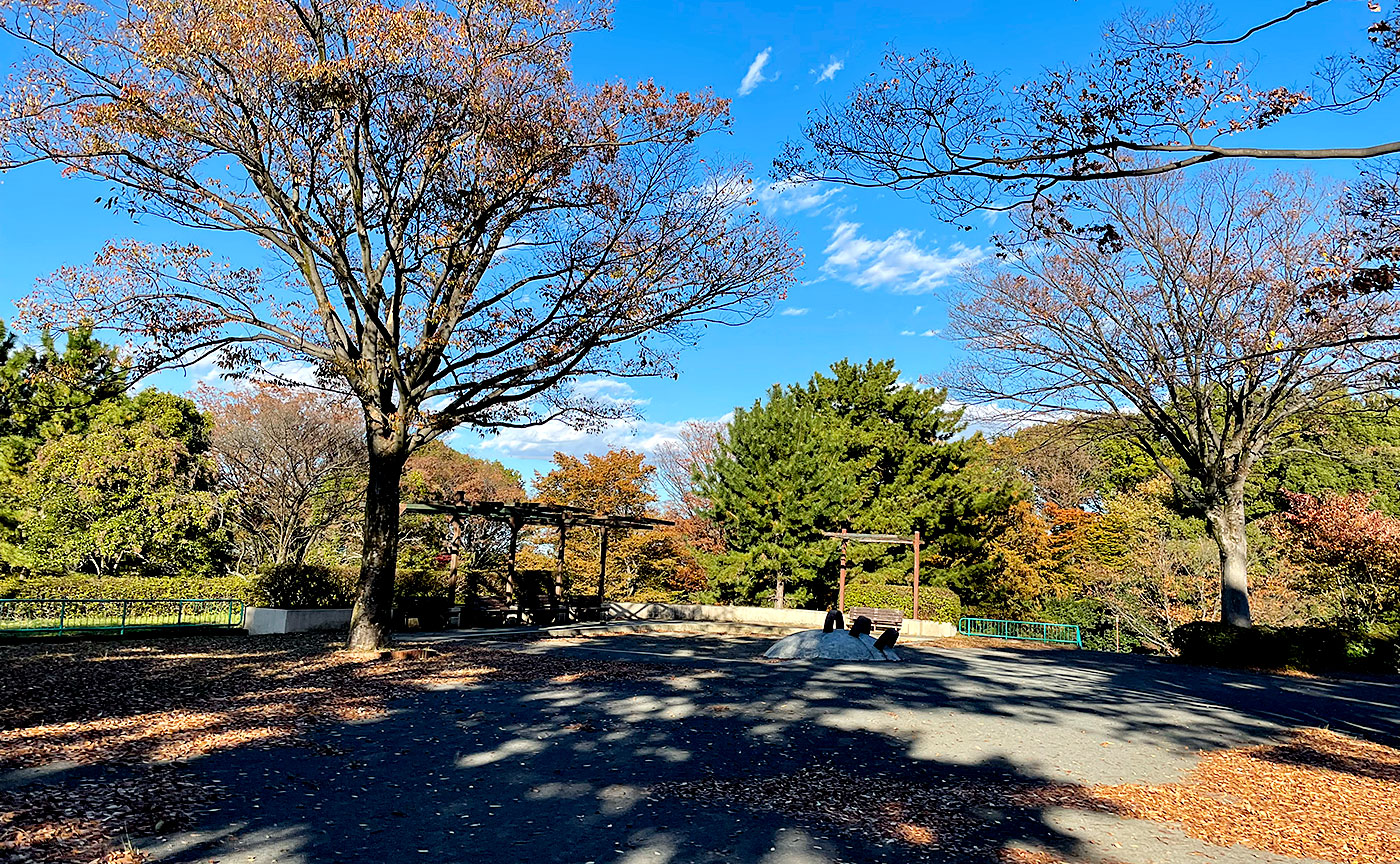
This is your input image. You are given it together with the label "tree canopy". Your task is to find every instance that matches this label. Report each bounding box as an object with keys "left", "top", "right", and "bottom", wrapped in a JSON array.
[
  {"left": 781, "top": 1, "right": 1400, "bottom": 221},
  {"left": 700, "top": 360, "right": 1019, "bottom": 609},
  {"left": 954, "top": 167, "right": 1400, "bottom": 626}
]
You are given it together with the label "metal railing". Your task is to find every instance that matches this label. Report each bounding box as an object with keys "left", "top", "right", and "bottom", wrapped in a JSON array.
[
  {"left": 0, "top": 598, "right": 245, "bottom": 636},
  {"left": 957, "top": 616, "right": 1083, "bottom": 647}
]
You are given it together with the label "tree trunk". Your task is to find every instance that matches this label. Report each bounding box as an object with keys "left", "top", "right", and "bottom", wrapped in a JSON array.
[
  {"left": 1205, "top": 492, "right": 1252, "bottom": 628},
  {"left": 347, "top": 438, "right": 408, "bottom": 651}
]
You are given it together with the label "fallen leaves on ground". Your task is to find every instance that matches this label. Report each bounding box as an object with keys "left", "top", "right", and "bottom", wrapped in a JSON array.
[
  {"left": 660, "top": 727, "right": 1400, "bottom": 864},
  {"left": 0, "top": 634, "right": 669, "bottom": 769},
  {"left": 0, "top": 635, "right": 670, "bottom": 863},
  {"left": 1038, "top": 727, "right": 1400, "bottom": 864},
  {"left": 0, "top": 768, "right": 213, "bottom": 864}
]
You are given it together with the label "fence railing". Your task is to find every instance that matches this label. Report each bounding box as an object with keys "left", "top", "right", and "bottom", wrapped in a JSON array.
[
  {"left": 0, "top": 598, "right": 245, "bottom": 636},
  {"left": 957, "top": 616, "right": 1082, "bottom": 647}
]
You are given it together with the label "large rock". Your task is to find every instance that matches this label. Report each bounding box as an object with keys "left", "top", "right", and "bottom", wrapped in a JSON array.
[{"left": 763, "top": 628, "right": 900, "bottom": 661}]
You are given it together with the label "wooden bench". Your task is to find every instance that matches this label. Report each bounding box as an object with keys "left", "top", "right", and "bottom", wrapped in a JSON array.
[
  {"left": 464, "top": 595, "right": 510, "bottom": 626},
  {"left": 848, "top": 606, "right": 903, "bottom": 632}
]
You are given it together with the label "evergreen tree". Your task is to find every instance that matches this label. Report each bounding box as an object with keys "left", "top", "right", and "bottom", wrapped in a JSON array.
[
  {"left": 701, "top": 360, "right": 1021, "bottom": 608},
  {"left": 0, "top": 321, "right": 132, "bottom": 568},
  {"left": 18, "top": 390, "right": 231, "bottom": 577}
]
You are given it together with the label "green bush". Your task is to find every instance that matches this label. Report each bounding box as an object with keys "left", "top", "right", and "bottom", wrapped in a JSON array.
[
  {"left": 843, "top": 582, "right": 962, "bottom": 622},
  {"left": 1172, "top": 621, "right": 1398, "bottom": 674},
  {"left": 253, "top": 563, "right": 356, "bottom": 609},
  {"left": 0, "top": 573, "right": 259, "bottom": 604}
]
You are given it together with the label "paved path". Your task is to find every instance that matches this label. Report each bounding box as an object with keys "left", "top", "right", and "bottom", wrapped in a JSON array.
[{"left": 132, "top": 634, "right": 1396, "bottom": 864}]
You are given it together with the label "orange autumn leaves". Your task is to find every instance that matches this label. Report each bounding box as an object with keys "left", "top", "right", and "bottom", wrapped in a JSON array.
[{"left": 665, "top": 728, "right": 1400, "bottom": 864}]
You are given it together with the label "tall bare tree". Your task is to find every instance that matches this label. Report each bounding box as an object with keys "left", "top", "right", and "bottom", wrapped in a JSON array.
[
  {"left": 952, "top": 168, "right": 1400, "bottom": 627},
  {"left": 1, "top": 0, "right": 801, "bottom": 647},
  {"left": 781, "top": 2, "right": 1400, "bottom": 220}
]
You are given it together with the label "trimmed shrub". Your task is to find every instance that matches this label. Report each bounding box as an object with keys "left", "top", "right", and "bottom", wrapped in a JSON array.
[
  {"left": 1172, "top": 621, "right": 1398, "bottom": 674},
  {"left": 0, "top": 573, "right": 259, "bottom": 605},
  {"left": 253, "top": 563, "right": 356, "bottom": 609},
  {"left": 843, "top": 582, "right": 962, "bottom": 622}
]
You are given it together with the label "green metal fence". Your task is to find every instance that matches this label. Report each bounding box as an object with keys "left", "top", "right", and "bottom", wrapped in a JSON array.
[
  {"left": 957, "top": 616, "right": 1082, "bottom": 647},
  {"left": 0, "top": 598, "right": 244, "bottom": 636}
]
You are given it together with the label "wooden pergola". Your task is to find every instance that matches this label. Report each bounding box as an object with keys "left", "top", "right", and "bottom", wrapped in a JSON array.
[
  {"left": 402, "top": 496, "right": 673, "bottom": 618},
  {"left": 819, "top": 528, "right": 924, "bottom": 620}
]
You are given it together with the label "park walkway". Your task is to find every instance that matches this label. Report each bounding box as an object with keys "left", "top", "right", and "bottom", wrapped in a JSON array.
[{"left": 116, "top": 632, "right": 1399, "bottom": 864}]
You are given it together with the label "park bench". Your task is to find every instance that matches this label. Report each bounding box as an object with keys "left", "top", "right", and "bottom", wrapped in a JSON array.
[
  {"left": 848, "top": 606, "right": 903, "bottom": 632},
  {"left": 464, "top": 595, "right": 511, "bottom": 626}
]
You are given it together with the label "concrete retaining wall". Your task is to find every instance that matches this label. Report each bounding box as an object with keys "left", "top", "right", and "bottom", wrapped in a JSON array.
[
  {"left": 604, "top": 601, "right": 957, "bottom": 639},
  {"left": 245, "top": 607, "right": 352, "bottom": 635}
]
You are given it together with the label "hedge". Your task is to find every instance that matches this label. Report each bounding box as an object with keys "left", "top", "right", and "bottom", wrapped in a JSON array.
[
  {"left": 843, "top": 582, "right": 961, "bottom": 622},
  {"left": 1172, "top": 621, "right": 1399, "bottom": 674},
  {"left": 0, "top": 573, "right": 260, "bottom": 605}
]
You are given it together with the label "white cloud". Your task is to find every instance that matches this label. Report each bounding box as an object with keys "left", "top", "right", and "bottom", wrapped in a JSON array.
[
  {"left": 822, "top": 221, "right": 984, "bottom": 294},
  {"left": 921, "top": 329, "right": 939, "bottom": 337},
  {"left": 780, "top": 307, "right": 809, "bottom": 316},
  {"left": 913, "top": 305, "right": 923, "bottom": 315},
  {"left": 461, "top": 411, "right": 733, "bottom": 463},
  {"left": 899, "top": 330, "right": 916, "bottom": 336},
  {"left": 947, "top": 399, "right": 1059, "bottom": 439},
  {"left": 754, "top": 180, "right": 839, "bottom": 216},
  {"left": 739, "top": 47, "right": 772, "bottom": 96},
  {"left": 572, "top": 377, "right": 644, "bottom": 403},
  {"left": 815, "top": 57, "right": 843, "bottom": 82}
]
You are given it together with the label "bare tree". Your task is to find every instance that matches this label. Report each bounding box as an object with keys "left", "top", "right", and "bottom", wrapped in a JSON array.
[
  {"left": 1, "top": 0, "right": 801, "bottom": 647},
  {"left": 780, "top": 2, "right": 1400, "bottom": 220},
  {"left": 952, "top": 167, "right": 1400, "bottom": 627},
  {"left": 653, "top": 420, "right": 725, "bottom": 519},
  {"left": 198, "top": 384, "right": 366, "bottom": 570}
]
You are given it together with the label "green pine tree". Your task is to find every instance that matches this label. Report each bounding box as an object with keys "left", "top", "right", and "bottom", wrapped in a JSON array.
[{"left": 701, "top": 359, "right": 1022, "bottom": 609}]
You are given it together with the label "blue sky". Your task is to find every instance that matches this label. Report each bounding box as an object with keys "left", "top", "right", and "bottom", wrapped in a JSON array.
[{"left": 0, "top": 0, "right": 1388, "bottom": 486}]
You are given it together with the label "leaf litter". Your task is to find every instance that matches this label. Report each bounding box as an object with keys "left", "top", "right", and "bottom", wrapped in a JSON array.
[{"left": 0, "top": 633, "right": 669, "bottom": 863}]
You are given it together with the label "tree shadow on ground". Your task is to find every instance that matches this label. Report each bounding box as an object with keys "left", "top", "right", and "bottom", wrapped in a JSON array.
[{"left": 3, "top": 631, "right": 1398, "bottom": 864}]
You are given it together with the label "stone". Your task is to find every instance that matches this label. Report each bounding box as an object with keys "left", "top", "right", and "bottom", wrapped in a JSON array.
[{"left": 762, "top": 628, "right": 900, "bottom": 661}]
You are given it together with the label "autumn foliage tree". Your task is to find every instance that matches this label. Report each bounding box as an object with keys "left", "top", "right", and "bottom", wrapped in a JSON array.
[
  {"left": 532, "top": 449, "right": 700, "bottom": 601},
  {"left": 1278, "top": 490, "right": 1400, "bottom": 629},
  {"left": 0, "top": 0, "right": 800, "bottom": 647},
  {"left": 954, "top": 168, "right": 1400, "bottom": 627}
]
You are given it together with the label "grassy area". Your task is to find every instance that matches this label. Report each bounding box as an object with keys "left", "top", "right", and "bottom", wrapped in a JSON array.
[{"left": 0, "top": 602, "right": 241, "bottom": 633}]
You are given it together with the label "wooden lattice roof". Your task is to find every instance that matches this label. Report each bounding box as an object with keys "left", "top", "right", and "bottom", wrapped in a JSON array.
[{"left": 402, "top": 498, "right": 673, "bottom": 531}]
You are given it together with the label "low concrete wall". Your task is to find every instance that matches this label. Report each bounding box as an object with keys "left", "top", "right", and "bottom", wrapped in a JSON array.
[
  {"left": 245, "top": 607, "right": 352, "bottom": 636},
  {"left": 604, "top": 602, "right": 957, "bottom": 639}
]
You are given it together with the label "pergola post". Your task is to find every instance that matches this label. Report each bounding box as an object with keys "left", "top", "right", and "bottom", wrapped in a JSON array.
[
  {"left": 838, "top": 528, "right": 848, "bottom": 613},
  {"left": 505, "top": 515, "right": 521, "bottom": 607},
  {"left": 447, "top": 516, "right": 463, "bottom": 604},
  {"left": 597, "top": 525, "right": 608, "bottom": 619},
  {"left": 913, "top": 530, "right": 921, "bottom": 622},
  {"left": 554, "top": 517, "right": 566, "bottom": 621}
]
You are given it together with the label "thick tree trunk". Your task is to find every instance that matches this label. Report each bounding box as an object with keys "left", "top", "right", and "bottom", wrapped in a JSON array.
[
  {"left": 1205, "top": 492, "right": 1252, "bottom": 628},
  {"left": 347, "top": 439, "right": 408, "bottom": 651}
]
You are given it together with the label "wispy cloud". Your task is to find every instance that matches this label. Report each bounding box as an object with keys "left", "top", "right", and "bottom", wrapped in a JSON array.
[
  {"left": 780, "top": 307, "right": 809, "bottom": 316},
  {"left": 921, "top": 329, "right": 939, "bottom": 337},
  {"left": 822, "top": 222, "right": 984, "bottom": 294},
  {"left": 814, "top": 57, "right": 843, "bottom": 82},
  {"left": 739, "top": 47, "right": 772, "bottom": 96},
  {"left": 754, "top": 180, "right": 839, "bottom": 216},
  {"left": 900, "top": 330, "right": 916, "bottom": 336},
  {"left": 913, "top": 305, "right": 923, "bottom": 315}
]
